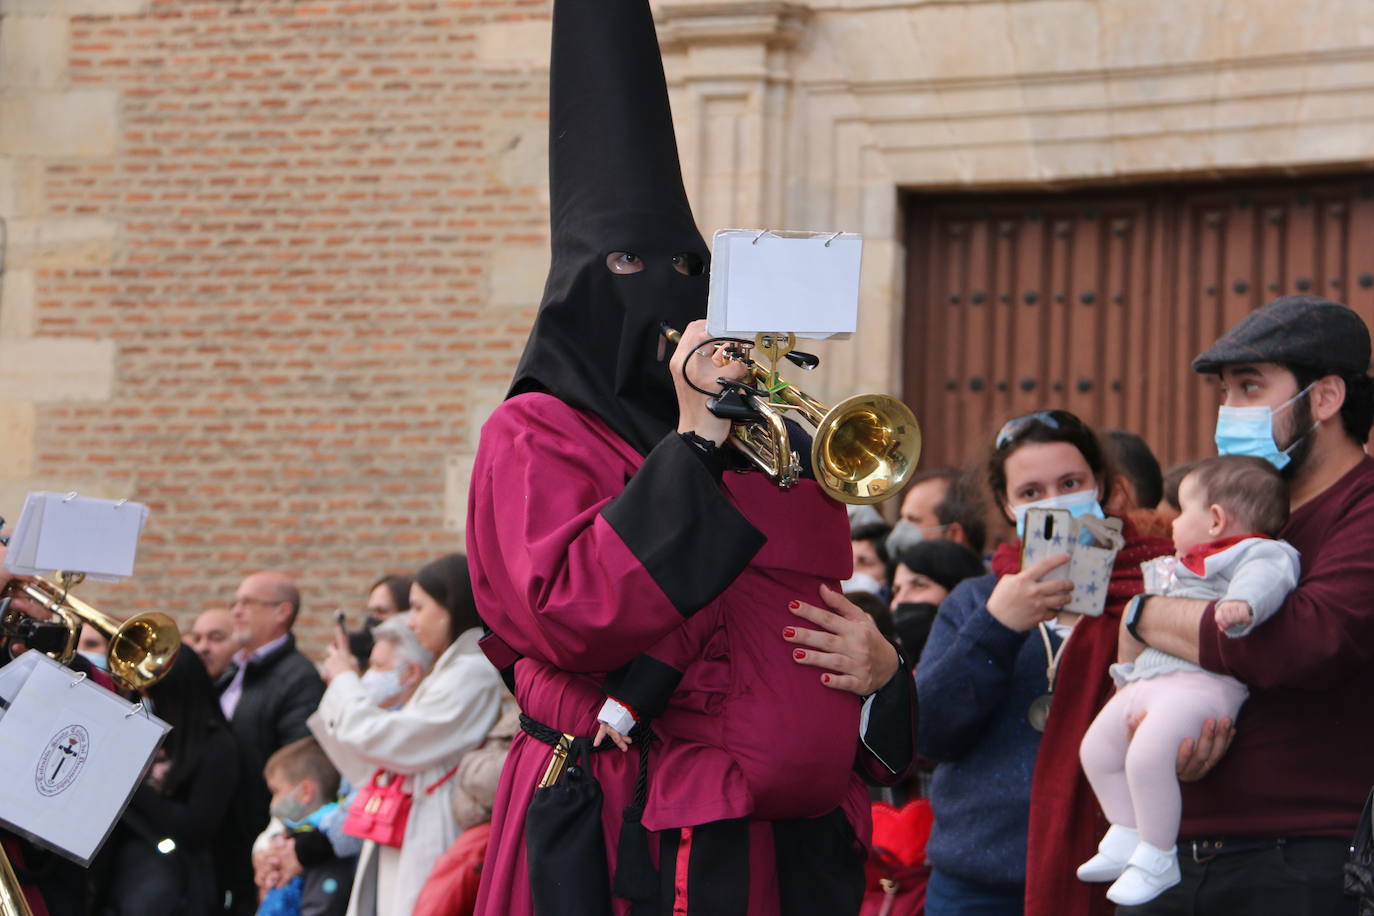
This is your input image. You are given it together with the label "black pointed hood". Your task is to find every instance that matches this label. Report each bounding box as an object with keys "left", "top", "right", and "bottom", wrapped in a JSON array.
[{"left": 507, "top": 0, "right": 709, "bottom": 455}]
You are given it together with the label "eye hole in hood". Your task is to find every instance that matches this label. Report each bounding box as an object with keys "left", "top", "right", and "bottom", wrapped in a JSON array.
[
  {"left": 672, "top": 252, "right": 705, "bottom": 276},
  {"left": 606, "top": 252, "right": 645, "bottom": 275}
]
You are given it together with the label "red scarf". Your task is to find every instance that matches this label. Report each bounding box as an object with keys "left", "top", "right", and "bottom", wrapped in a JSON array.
[
  {"left": 991, "top": 519, "right": 1174, "bottom": 916},
  {"left": 1178, "top": 533, "right": 1270, "bottom": 576}
]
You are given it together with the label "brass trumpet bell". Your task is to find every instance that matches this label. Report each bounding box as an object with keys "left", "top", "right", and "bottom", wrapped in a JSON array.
[
  {"left": 812, "top": 393, "right": 922, "bottom": 505},
  {"left": 2, "top": 575, "right": 180, "bottom": 691}
]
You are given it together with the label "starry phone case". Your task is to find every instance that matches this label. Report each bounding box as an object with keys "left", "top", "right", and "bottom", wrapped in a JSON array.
[{"left": 1019, "top": 508, "right": 1125, "bottom": 616}]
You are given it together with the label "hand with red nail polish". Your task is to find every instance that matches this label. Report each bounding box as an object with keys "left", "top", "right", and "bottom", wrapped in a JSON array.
[{"left": 785, "top": 584, "right": 900, "bottom": 695}]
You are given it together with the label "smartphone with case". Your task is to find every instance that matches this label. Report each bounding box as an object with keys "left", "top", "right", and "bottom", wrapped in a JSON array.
[{"left": 1019, "top": 508, "right": 1124, "bottom": 616}]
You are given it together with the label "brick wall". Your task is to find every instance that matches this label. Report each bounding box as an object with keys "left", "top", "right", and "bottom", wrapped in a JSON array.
[{"left": 2, "top": 0, "right": 554, "bottom": 654}]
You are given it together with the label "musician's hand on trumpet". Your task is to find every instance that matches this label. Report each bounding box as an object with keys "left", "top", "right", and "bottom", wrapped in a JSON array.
[{"left": 669, "top": 319, "right": 748, "bottom": 445}]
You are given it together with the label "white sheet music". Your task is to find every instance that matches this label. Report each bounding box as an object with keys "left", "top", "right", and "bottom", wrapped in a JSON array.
[
  {"left": 707, "top": 229, "right": 863, "bottom": 339},
  {"left": 4, "top": 492, "right": 148, "bottom": 581},
  {"left": 0, "top": 653, "right": 169, "bottom": 865}
]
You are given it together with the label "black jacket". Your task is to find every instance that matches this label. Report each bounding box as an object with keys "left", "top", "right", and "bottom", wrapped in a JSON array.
[
  {"left": 93, "top": 725, "right": 240, "bottom": 916},
  {"left": 217, "top": 633, "right": 325, "bottom": 914},
  {"left": 223, "top": 633, "right": 324, "bottom": 780}
]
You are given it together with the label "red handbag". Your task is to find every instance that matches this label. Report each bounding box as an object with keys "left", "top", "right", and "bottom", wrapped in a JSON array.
[{"left": 343, "top": 770, "right": 412, "bottom": 848}]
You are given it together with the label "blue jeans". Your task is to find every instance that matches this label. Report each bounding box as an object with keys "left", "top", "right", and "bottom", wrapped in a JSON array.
[{"left": 924, "top": 869, "right": 1023, "bottom": 916}]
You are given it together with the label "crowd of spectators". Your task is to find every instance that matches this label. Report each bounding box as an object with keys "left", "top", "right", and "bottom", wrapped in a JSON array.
[{"left": 3, "top": 294, "right": 1373, "bottom": 916}]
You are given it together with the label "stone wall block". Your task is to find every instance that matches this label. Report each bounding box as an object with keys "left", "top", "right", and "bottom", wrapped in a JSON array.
[
  {"left": 0, "top": 0, "right": 147, "bottom": 14},
  {"left": 1006, "top": 0, "right": 1102, "bottom": 75},
  {"left": 0, "top": 338, "right": 115, "bottom": 402},
  {"left": 0, "top": 15, "right": 71, "bottom": 89},
  {"left": 0, "top": 157, "right": 16, "bottom": 218},
  {"left": 443, "top": 454, "right": 475, "bottom": 533},
  {"left": 0, "top": 91, "right": 119, "bottom": 158},
  {"left": 0, "top": 269, "right": 35, "bottom": 339},
  {"left": 488, "top": 245, "right": 550, "bottom": 310},
  {"left": 3, "top": 217, "right": 119, "bottom": 269},
  {"left": 0, "top": 401, "right": 35, "bottom": 479},
  {"left": 1099, "top": 0, "right": 1226, "bottom": 67},
  {"left": 475, "top": 20, "right": 553, "bottom": 71}
]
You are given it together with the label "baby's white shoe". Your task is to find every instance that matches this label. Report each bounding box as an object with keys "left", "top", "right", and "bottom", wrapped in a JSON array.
[
  {"left": 1077, "top": 824, "right": 1139, "bottom": 882},
  {"left": 1106, "top": 840, "right": 1181, "bottom": 906}
]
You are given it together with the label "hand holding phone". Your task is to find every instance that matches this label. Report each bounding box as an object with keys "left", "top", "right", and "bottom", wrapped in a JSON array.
[{"left": 333, "top": 610, "right": 349, "bottom": 651}]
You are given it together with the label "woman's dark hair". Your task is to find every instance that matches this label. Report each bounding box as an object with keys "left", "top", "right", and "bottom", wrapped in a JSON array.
[
  {"left": 414, "top": 553, "right": 483, "bottom": 646},
  {"left": 369, "top": 574, "right": 413, "bottom": 614},
  {"left": 986, "top": 409, "right": 1117, "bottom": 517},
  {"left": 145, "top": 649, "right": 229, "bottom": 797},
  {"left": 890, "top": 539, "right": 986, "bottom": 595},
  {"left": 1103, "top": 429, "right": 1163, "bottom": 509}
]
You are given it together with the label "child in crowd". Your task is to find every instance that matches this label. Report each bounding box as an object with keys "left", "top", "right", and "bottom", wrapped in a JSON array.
[
  {"left": 1076, "top": 455, "right": 1300, "bottom": 905},
  {"left": 257, "top": 737, "right": 358, "bottom": 916}
]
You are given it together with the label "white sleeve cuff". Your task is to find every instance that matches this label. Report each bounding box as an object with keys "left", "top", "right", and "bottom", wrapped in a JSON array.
[{"left": 597, "top": 697, "right": 636, "bottom": 735}]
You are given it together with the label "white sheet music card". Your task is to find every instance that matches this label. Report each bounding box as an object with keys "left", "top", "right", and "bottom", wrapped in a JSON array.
[
  {"left": 4, "top": 492, "right": 148, "bottom": 581},
  {"left": 707, "top": 229, "right": 863, "bottom": 339},
  {"left": 0, "top": 652, "right": 169, "bottom": 865}
]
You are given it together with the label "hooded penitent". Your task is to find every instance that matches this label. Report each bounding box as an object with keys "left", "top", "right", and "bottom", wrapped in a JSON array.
[{"left": 507, "top": 0, "right": 710, "bottom": 456}]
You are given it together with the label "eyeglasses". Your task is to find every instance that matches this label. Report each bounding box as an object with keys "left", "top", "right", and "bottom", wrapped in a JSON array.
[
  {"left": 231, "top": 595, "right": 281, "bottom": 609},
  {"left": 994, "top": 409, "right": 1084, "bottom": 450}
]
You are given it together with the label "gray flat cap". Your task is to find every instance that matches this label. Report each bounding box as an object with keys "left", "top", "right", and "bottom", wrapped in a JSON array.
[{"left": 1192, "top": 295, "right": 1371, "bottom": 376}]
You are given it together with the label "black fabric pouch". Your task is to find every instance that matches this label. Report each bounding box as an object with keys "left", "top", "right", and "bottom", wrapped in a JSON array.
[
  {"left": 525, "top": 737, "right": 613, "bottom": 916},
  {"left": 1344, "top": 786, "right": 1374, "bottom": 915}
]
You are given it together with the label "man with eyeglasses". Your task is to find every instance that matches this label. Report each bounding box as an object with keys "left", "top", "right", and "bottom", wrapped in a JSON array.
[
  {"left": 217, "top": 570, "right": 325, "bottom": 915},
  {"left": 1116, "top": 295, "right": 1374, "bottom": 916}
]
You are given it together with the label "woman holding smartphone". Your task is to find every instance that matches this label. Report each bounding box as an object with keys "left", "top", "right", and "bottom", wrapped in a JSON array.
[
  {"left": 914, "top": 411, "right": 1183, "bottom": 916},
  {"left": 317, "top": 554, "right": 503, "bottom": 916}
]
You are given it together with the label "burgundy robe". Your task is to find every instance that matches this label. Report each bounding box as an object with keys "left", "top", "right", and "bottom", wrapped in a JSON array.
[{"left": 468, "top": 393, "right": 902, "bottom": 915}]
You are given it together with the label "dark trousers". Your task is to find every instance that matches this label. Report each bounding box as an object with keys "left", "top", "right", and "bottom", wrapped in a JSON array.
[
  {"left": 655, "top": 811, "right": 865, "bottom": 916},
  {"left": 923, "top": 869, "right": 1023, "bottom": 916},
  {"left": 1116, "top": 836, "right": 1354, "bottom": 916}
]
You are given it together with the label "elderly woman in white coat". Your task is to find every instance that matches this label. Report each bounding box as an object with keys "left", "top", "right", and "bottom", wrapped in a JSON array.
[{"left": 318, "top": 554, "right": 503, "bottom": 916}]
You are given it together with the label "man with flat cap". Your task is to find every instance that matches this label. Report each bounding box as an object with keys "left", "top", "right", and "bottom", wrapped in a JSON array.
[{"left": 1116, "top": 295, "right": 1374, "bottom": 915}]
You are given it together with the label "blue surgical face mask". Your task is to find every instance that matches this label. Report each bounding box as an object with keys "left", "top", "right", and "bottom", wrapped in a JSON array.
[
  {"left": 1214, "top": 383, "right": 1317, "bottom": 470},
  {"left": 79, "top": 651, "right": 107, "bottom": 672},
  {"left": 1011, "top": 489, "right": 1105, "bottom": 539},
  {"left": 269, "top": 785, "right": 314, "bottom": 826}
]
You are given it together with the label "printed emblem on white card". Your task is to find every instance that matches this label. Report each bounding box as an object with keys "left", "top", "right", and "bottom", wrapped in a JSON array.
[{"left": 35, "top": 724, "right": 90, "bottom": 798}]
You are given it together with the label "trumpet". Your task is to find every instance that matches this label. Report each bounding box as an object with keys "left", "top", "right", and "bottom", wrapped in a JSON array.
[
  {"left": 1, "top": 573, "right": 181, "bottom": 691},
  {"left": 665, "top": 327, "right": 922, "bottom": 505}
]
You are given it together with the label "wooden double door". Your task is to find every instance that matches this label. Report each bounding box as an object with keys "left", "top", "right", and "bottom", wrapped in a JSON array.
[{"left": 904, "top": 174, "right": 1374, "bottom": 470}]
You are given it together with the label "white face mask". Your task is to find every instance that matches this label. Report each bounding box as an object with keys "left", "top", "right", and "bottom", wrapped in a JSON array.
[
  {"left": 885, "top": 519, "right": 950, "bottom": 557},
  {"left": 840, "top": 571, "right": 884, "bottom": 595},
  {"left": 1011, "top": 488, "right": 1105, "bottom": 539},
  {"left": 360, "top": 667, "right": 407, "bottom": 708}
]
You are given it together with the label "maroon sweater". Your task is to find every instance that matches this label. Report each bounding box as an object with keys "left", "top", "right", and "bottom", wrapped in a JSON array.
[{"left": 1184, "top": 455, "right": 1374, "bottom": 838}]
